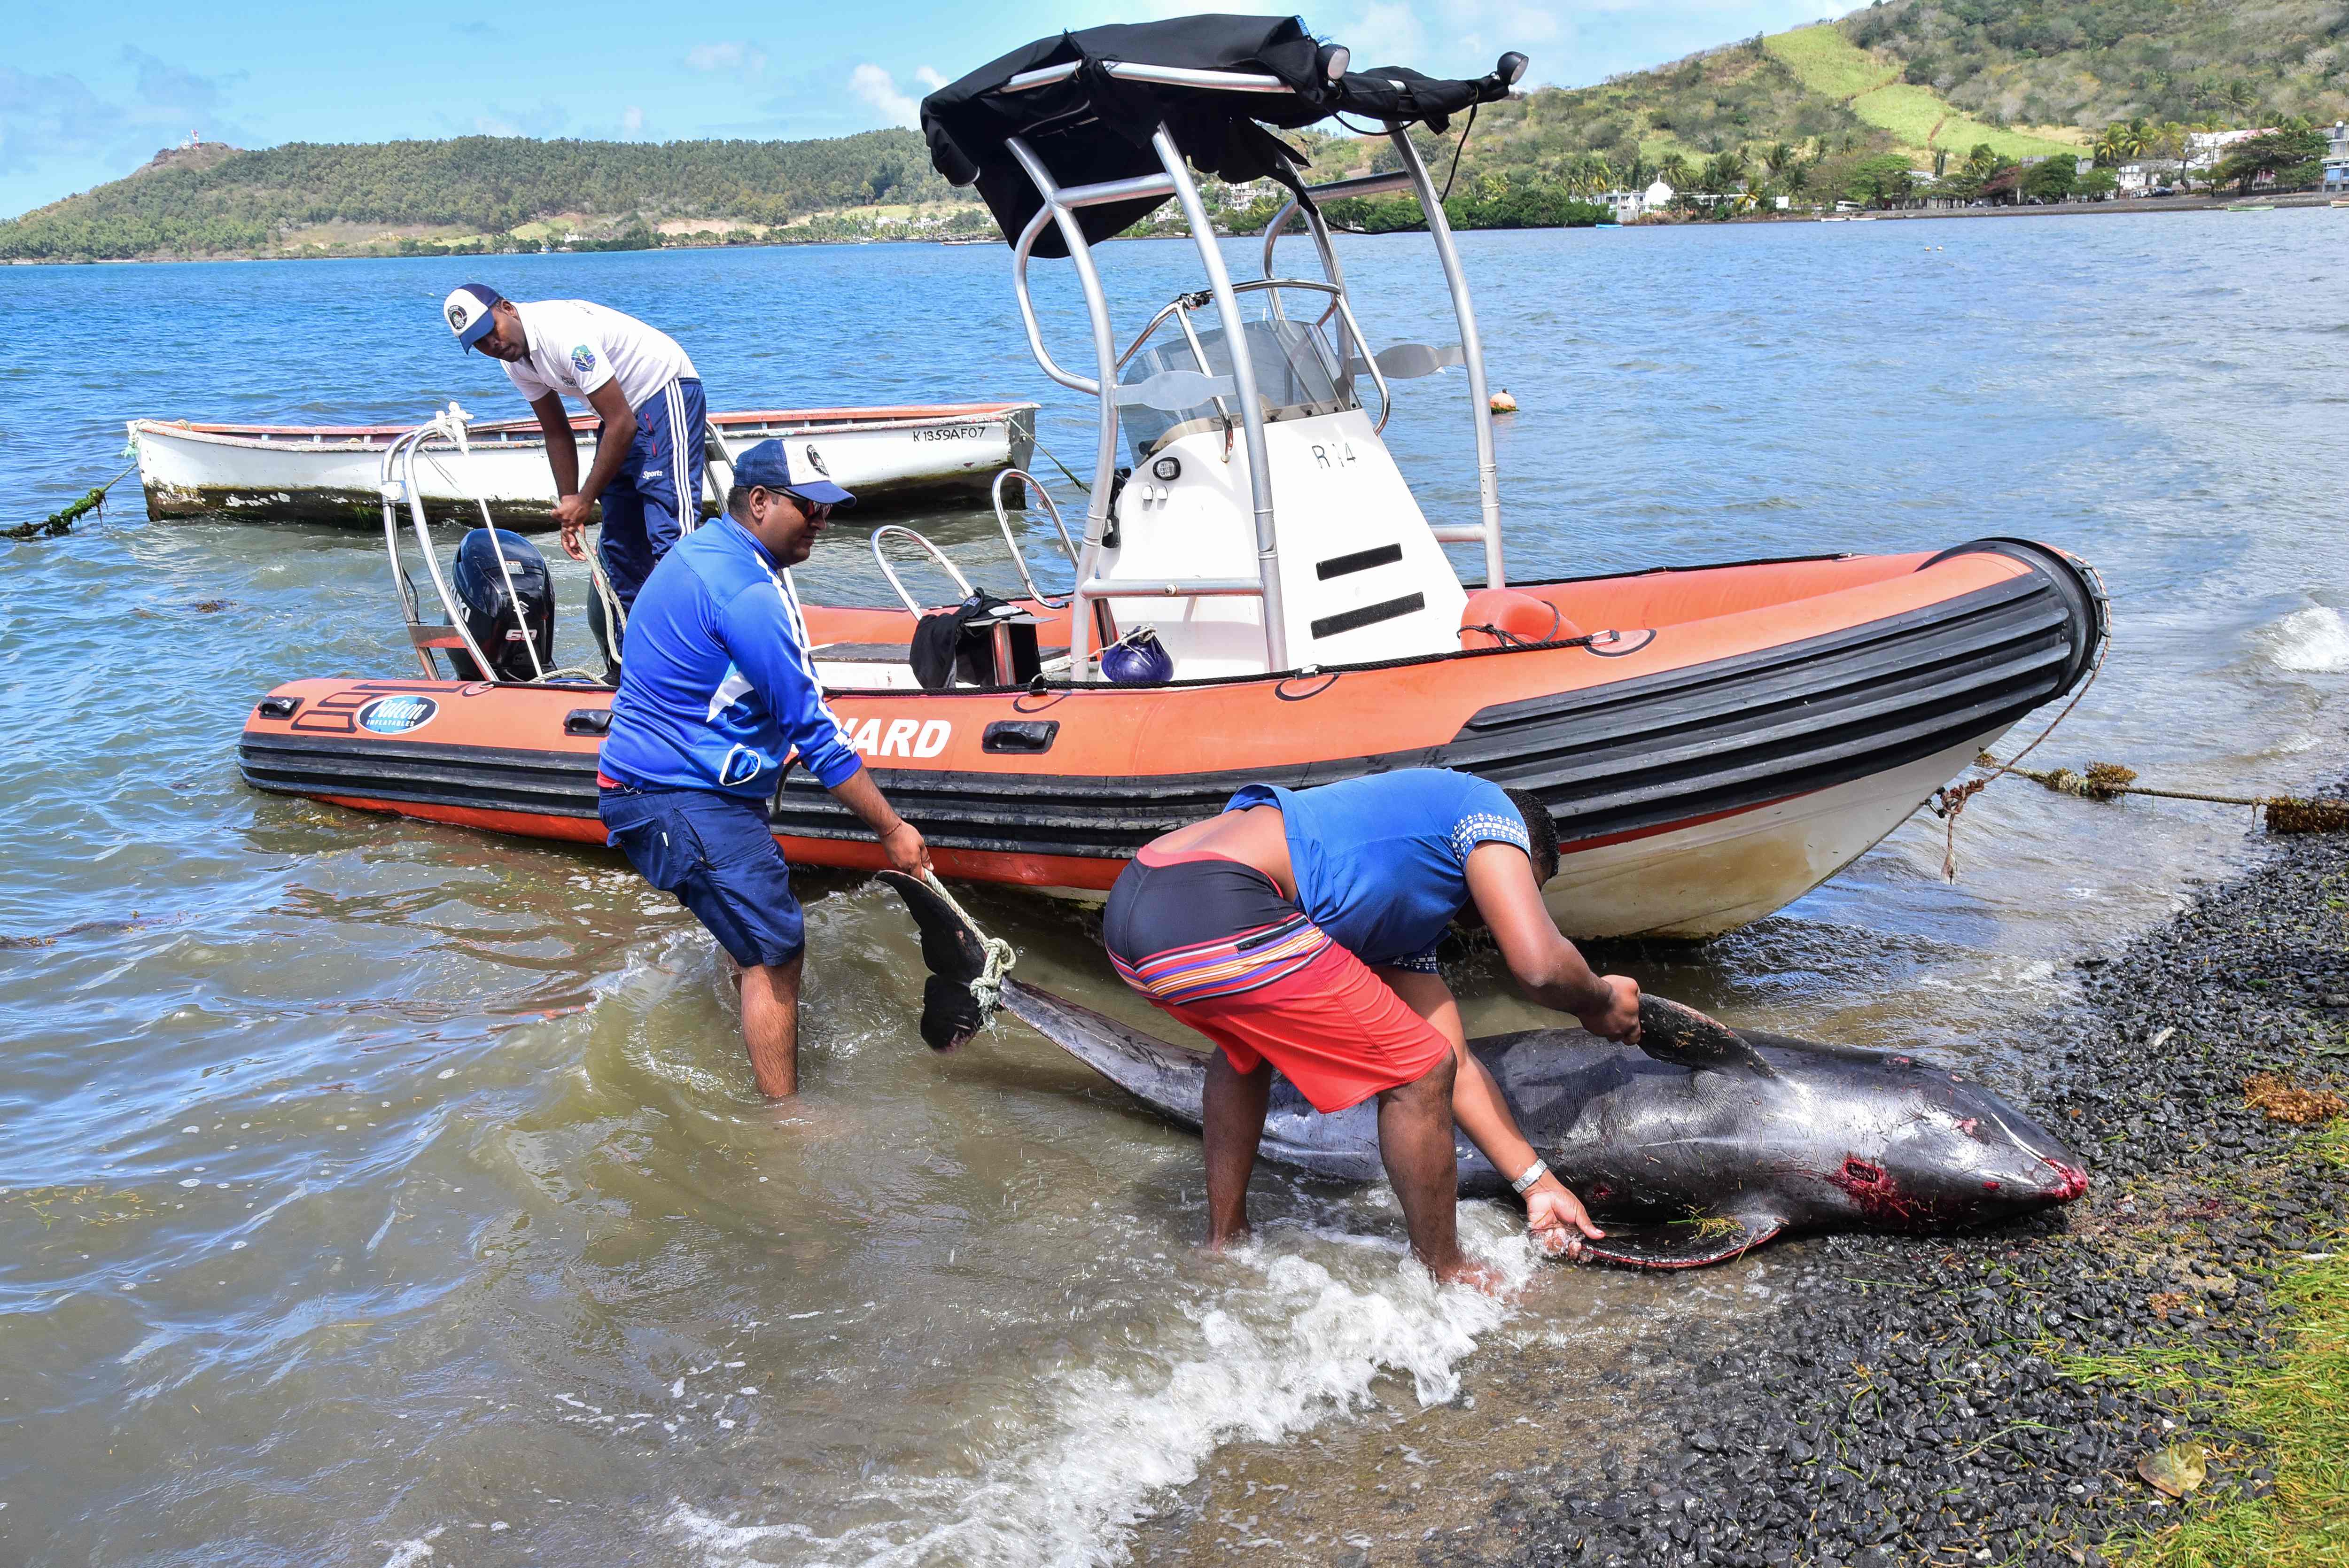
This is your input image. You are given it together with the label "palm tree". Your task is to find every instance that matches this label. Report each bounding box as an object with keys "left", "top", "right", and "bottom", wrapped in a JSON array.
[
  {"left": 1699, "top": 149, "right": 1748, "bottom": 195},
  {"left": 1657, "top": 152, "right": 1692, "bottom": 191},
  {"left": 1560, "top": 151, "right": 1616, "bottom": 198},
  {"left": 2095, "top": 118, "right": 2153, "bottom": 166}
]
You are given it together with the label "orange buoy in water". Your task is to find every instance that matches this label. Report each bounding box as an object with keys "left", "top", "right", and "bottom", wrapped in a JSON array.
[{"left": 1488, "top": 388, "right": 1518, "bottom": 413}]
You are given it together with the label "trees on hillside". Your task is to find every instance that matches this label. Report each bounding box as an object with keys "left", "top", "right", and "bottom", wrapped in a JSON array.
[{"left": 1845, "top": 0, "right": 2346, "bottom": 132}]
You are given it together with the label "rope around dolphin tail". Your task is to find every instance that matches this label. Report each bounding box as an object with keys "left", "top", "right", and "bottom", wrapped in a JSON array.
[{"left": 876, "top": 870, "right": 1016, "bottom": 1051}]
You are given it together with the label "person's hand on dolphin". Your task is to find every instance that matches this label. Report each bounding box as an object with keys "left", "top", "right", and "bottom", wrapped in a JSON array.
[
  {"left": 1524, "top": 1174, "right": 1605, "bottom": 1261},
  {"left": 1577, "top": 975, "right": 1641, "bottom": 1045}
]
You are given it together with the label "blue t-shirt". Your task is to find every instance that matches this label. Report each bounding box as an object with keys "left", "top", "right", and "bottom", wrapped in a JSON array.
[
  {"left": 599, "top": 517, "right": 862, "bottom": 800},
  {"left": 1225, "top": 769, "right": 1532, "bottom": 970}
]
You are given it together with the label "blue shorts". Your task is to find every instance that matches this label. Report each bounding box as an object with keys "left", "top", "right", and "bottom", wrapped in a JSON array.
[
  {"left": 599, "top": 376, "right": 707, "bottom": 610},
  {"left": 599, "top": 783, "right": 804, "bottom": 969}
]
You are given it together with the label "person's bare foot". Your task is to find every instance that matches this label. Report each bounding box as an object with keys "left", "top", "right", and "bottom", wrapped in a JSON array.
[{"left": 1428, "top": 1254, "right": 1507, "bottom": 1294}]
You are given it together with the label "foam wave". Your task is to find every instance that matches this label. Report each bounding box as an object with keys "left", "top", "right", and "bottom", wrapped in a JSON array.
[
  {"left": 2260, "top": 605, "right": 2349, "bottom": 673},
  {"left": 669, "top": 1206, "right": 1535, "bottom": 1568}
]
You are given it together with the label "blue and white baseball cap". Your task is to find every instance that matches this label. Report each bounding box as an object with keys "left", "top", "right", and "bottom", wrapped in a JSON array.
[
  {"left": 443, "top": 284, "right": 502, "bottom": 351},
  {"left": 733, "top": 438, "right": 856, "bottom": 508}
]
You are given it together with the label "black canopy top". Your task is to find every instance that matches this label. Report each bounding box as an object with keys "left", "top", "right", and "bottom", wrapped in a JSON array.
[{"left": 919, "top": 14, "right": 1512, "bottom": 255}]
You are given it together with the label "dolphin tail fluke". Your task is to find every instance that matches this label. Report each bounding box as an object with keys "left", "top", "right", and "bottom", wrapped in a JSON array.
[
  {"left": 1635, "top": 995, "right": 1779, "bottom": 1079},
  {"left": 876, "top": 870, "right": 994, "bottom": 1051},
  {"left": 1581, "top": 1212, "right": 1785, "bottom": 1270}
]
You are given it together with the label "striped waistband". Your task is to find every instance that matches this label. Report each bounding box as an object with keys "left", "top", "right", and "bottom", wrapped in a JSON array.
[{"left": 1109, "top": 912, "right": 1331, "bottom": 1006}]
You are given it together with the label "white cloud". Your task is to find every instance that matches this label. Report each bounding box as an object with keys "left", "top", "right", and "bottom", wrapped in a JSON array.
[
  {"left": 848, "top": 63, "right": 922, "bottom": 129},
  {"left": 0, "top": 68, "right": 115, "bottom": 176},
  {"left": 475, "top": 115, "right": 521, "bottom": 137},
  {"left": 1328, "top": 0, "right": 1430, "bottom": 69},
  {"left": 621, "top": 105, "right": 645, "bottom": 134},
  {"left": 913, "top": 66, "right": 948, "bottom": 91},
  {"left": 685, "top": 41, "right": 767, "bottom": 76}
]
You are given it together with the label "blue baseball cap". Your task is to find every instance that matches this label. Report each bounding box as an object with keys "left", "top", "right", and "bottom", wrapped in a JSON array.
[
  {"left": 733, "top": 438, "right": 856, "bottom": 508},
  {"left": 443, "top": 284, "right": 502, "bottom": 351}
]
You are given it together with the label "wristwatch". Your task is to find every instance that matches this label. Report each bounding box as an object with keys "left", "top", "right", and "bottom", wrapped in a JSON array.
[{"left": 1511, "top": 1158, "right": 1550, "bottom": 1195}]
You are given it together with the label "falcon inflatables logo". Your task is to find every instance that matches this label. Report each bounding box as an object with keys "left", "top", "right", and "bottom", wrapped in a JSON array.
[
  {"left": 571, "top": 345, "right": 597, "bottom": 375},
  {"left": 804, "top": 444, "right": 830, "bottom": 476},
  {"left": 447, "top": 303, "right": 468, "bottom": 331},
  {"left": 357, "top": 695, "right": 439, "bottom": 735}
]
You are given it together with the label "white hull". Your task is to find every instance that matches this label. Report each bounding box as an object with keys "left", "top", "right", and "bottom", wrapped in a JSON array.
[
  {"left": 130, "top": 403, "right": 1037, "bottom": 527},
  {"left": 1540, "top": 730, "right": 1999, "bottom": 939},
  {"left": 1012, "top": 730, "right": 2002, "bottom": 939}
]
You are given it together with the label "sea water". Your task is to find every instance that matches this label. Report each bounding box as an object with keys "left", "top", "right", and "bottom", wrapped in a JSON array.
[{"left": 1, "top": 212, "right": 2344, "bottom": 1564}]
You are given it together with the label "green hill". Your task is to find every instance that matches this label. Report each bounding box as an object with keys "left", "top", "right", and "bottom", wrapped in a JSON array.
[
  {"left": 1848, "top": 0, "right": 2349, "bottom": 131},
  {"left": 1764, "top": 25, "right": 2081, "bottom": 160},
  {"left": 8, "top": 0, "right": 2342, "bottom": 261},
  {"left": 0, "top": 131, "right": 977, "bottom": 262},
  {"left": 1346, "top": 0, "right": 2341, "bottom": 217}
]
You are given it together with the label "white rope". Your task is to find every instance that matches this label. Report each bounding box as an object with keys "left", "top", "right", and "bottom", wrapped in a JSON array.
[{"left": 918, "top": 869, "right": 1018, "bottom": 1013}]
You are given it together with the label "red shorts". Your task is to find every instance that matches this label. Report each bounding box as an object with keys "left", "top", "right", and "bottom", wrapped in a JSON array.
[{"left": 1102, "top": 849, "right": 1451, "bottom": 1113}]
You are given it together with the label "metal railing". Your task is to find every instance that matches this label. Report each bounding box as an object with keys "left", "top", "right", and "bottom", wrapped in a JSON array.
[
  {"left": 991, "top": 468, "right": 1079, "bottom": 607},
  {"left": 996, "top": 71, "right": 1513, "bottom": 676}
]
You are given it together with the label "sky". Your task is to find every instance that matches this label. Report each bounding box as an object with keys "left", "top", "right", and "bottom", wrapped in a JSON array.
[{"left": 0, "top": 0, "right": 1842, "bottom": 219}]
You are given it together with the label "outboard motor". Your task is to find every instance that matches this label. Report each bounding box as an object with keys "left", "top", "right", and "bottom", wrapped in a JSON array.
[{"left": 450, "top": 528, "right": 555, "bottom": 683}]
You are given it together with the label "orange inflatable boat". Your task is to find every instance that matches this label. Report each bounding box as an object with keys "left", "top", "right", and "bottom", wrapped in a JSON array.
[{"left": 240, "top": 23, "right": 2107, "bottom": 938}]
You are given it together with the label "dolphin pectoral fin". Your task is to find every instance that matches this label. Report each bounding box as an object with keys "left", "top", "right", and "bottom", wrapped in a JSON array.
[
  {"left": 1635, "top": 996, "right": 1779, "bottom": 1079},
  {"left": 1578, "top": 1213, "right": 1786, "bottom": 1270}
]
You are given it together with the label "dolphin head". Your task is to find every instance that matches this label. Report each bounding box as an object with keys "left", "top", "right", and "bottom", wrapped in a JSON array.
[{"left": 1815, "top": 1056, "right": 2089, "bottom": 1233}]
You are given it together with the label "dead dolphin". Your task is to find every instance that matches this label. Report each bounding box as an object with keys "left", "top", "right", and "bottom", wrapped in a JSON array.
[
  {"left": 994, "top": 980, "right": 2090, "bottom": 1268},
  {"left": 875, "top": 871, "right": 2090, "bottom": 1268}
]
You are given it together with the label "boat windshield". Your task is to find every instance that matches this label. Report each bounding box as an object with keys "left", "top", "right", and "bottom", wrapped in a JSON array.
[{"left": 1120, "top": 315, "right": 1355, "bottom": 464}]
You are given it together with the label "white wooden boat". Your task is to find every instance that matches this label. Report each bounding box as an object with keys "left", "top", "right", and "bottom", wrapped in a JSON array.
[{"left": 128, "top": 401, "right": 1038, "bottom": 527}]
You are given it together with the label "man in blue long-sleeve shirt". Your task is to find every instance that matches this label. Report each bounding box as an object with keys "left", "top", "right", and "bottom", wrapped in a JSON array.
[{"left": 598, "top": 439, "right": 929, "bottom": 1096}]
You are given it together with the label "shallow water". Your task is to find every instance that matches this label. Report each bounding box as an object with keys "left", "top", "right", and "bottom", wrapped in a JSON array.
[{"left": 2, "top": 212, "right": 2344, "bottom": 1565}]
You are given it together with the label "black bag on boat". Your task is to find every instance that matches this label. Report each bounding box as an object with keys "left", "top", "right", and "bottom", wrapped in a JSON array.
[
  {"left": 449, "top": 528, "right": 556, "bottom": 683},
  {"left": 911, "top": 591, "right": 1025, "bottom": 690}
]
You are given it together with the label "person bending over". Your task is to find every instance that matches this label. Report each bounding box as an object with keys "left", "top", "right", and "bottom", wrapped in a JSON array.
[
  {"left": 597, "top": 439, "right": 927, "bottom": 1097},
  {"left": 443, "top": 283, "right": 707, "bottom": 671},
  {"left": 1102, "top": 768, "right": 1640, "bottom": 1284}
]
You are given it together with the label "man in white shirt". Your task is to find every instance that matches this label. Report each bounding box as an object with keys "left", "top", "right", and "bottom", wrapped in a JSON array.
[{"left": 442, "top": 284, "right": 707, "bottom": 666}]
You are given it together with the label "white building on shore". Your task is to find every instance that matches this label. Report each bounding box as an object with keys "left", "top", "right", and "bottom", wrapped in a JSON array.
[{"left": 1598, "top": 188, "right": 1644, "bottom": 223}]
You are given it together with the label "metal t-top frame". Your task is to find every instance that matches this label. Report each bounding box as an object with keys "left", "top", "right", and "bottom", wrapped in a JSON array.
[{"left": 1002, "top": 61, "right": 1508, "bottom": 677}]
